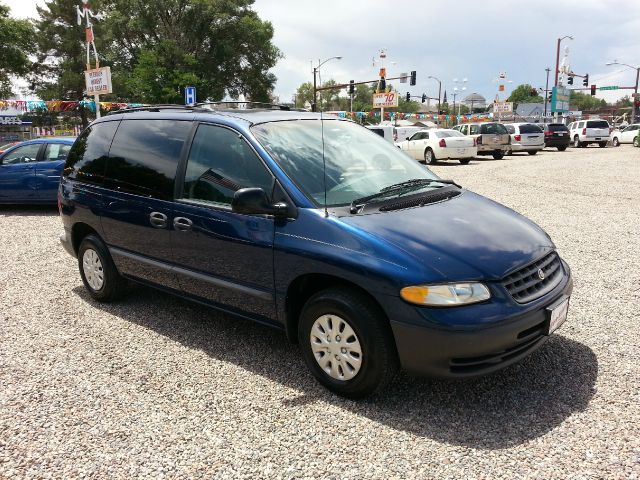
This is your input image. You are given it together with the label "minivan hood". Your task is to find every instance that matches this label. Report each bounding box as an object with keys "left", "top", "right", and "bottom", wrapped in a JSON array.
[{"left": 341, "top": 191, "right": 554, "bottom": 281}]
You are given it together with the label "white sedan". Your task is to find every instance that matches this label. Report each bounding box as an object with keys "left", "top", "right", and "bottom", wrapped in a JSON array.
[
  {"left": 610, "top": 124, "right": 639, "bottom": 146},
  {"left": 395, "top": 129, "right": 477, "bottom": 164}
]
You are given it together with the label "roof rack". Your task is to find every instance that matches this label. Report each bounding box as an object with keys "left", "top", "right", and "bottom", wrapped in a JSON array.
[
  {"left": 194, "top": 101, "right": 308, "bottom": 112},
  {"left": 106, "top": 104, "right": 203, "bottom": 115},
  {"left": 106, "top": 102, "right": 309, "bottom": 116}
]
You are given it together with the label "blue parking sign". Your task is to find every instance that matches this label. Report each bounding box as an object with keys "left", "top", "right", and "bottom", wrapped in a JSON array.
[{"left": 185, "top": 86, "right": 196, "bottom": 105}]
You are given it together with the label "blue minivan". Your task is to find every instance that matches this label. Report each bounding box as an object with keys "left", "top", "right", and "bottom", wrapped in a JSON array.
[{"left": 59, "top": 105, "right": 573, "bottom": 398}]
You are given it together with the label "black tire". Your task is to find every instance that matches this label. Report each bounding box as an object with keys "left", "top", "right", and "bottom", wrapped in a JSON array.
[
  {"left": 612, "top": 137, "right": 620, "bottom": 147},
  {"left": 459, "top": 158, "right": 471, "bottom": 165},
  {"left": 78, "top": 234, "right": 127, "bottom": 302},
  {"left": 298, "top": 288, "right": 399, "bottom": 399},
  {"left": 527, "top": 150, "right": 538, "bottom": 155},
  {"left": 598, "top": 142, "right": 607, "bottom": 148},
  {"left": 492, "top": 151, "right": 504, "bottom": 160},
  {"left": 573, "top": 136, "right": 581, "bottom": 148},
  {"left": 424, "top": 148, "right": 437, "bottom": 165},
  {"left": 634, "top": 137, "right": 640, "bottom": 148},
  {"left": 557, "top": 146, "right": 567, "bottom": 152}
]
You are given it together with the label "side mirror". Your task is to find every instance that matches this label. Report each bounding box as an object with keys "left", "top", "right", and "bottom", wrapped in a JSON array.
[
  {"left": 231, "top": 188, "right": 287, "bottom": 217},
  {"left": 405, "top": 136, "right": 410, "bottom": 140}
]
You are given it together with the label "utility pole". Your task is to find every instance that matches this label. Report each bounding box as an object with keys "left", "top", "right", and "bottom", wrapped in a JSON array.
[
  {"left": 312, "top": 56, "right": 342, "bottom": 112},
  {"left": 544, "top": 67, "right": 550, "bottom": 122}
]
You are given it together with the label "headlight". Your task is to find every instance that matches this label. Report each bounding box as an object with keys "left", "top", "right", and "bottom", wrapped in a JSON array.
[{"left": 400, "top": 283, "right": 490, "bottom": 306}]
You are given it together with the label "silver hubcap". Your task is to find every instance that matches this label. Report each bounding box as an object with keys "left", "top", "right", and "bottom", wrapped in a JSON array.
[
  {"left": 310, "top": 315, "right": 362, "bottom": 381},
  {"left": 82, "top": 249, "right": 104, "bottom": 291},
  {"left": 425, "top": 150, "right": 432, "bottom": 162}
]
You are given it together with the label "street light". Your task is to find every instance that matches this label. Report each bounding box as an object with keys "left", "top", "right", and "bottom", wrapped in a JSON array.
[
  {"left": 554, "top": 35, "right": 573, "bottom": 87},
  {"left": 428, "top": 75, "right": 442, "bottom": 116},
  {"left": 312, "top": 56, "right": 342, "bottom": 112},
  {"left": 606, "top": 60, "right": 640, "bottom": 123}
]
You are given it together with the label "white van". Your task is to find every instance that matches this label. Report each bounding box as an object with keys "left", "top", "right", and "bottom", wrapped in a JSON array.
[{"left": 367, "top": 125, "right": 423, "bottom": 143}]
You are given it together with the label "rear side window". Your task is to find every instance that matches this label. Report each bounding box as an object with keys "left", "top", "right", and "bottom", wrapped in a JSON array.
[
  {"left": 505, "top": 125, "right": 515, "bottom": 134},
  {"left": 64, "top": 121, "right": 119, "bottom": 185},
  {"left": 106, "top": 120, "right": 191, "bottom": 200},
  {"left": 43, "top": 143, "right": 72, "bottom": 161},
  {"left": 369, "top": 128, "right": 384, "bottom": 137},
  {"left": 519, "top": 124, "right": 543, "bottom": 133},
  {"left": 586, "top": 120, "right": 609, "bottom": 128},
  {"left": 181, "top": 124, "right": 273, "bottom": 206}
]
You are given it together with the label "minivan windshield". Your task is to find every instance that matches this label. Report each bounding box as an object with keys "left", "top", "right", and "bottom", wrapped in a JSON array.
[{"left": 251, "top": 120, "right": 440, "bottom": 207}]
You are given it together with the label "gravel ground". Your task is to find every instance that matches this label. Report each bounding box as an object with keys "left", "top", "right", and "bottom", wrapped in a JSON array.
[{"left": 1, "top": 145, "right": 639, "bottom": 479}]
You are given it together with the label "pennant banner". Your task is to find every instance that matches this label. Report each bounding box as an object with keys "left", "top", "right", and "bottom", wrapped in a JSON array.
[{"left": 0, "top": 100, "right": 145, "bottom": 113}]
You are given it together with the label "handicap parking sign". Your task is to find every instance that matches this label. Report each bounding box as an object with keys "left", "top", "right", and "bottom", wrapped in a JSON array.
[{"left": 185, "top": 86, "right": 196, "bottom": 105}]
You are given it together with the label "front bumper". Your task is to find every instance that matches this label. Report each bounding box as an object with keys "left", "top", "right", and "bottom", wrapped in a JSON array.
[{"left": 388, "top": 269, "right": 573, "bottom": 378}]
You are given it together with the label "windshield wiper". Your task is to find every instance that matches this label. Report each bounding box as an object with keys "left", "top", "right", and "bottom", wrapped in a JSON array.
[{"left": 349, "top": 178, "right": 461, "bottom": 214}]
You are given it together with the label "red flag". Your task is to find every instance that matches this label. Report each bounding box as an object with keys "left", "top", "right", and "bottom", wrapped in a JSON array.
[{"left": 85, "top": 27, "right": 94, "bottom": 43}]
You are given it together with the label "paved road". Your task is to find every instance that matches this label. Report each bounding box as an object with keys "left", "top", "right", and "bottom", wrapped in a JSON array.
[{"left": 1, "top": 145, "right": 639, "bottom": 479}]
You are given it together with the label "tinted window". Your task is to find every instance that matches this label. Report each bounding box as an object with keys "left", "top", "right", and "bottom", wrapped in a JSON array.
[
  {"left": 586, "top": 120, "right": 609, "bottom": 128},
  {"left": 43, "top": 143, "right": 72, "bottom": 161},
  {"left": 181, "top": 124, "right": 273, "bottom": 206},
  {"left": 519, "top": 124, "right": 543, "bottom": 133},
  {"left": 64, "top": 122, "right": 119, "bottom": 185},
  {"left": 106, "top": 120, "right": 190, "bottom": 199},
  {"left": 408, "top": 132, "right": 422, "bottom": 141},
  {"left": 548, "top": 124, "right": 568, "bottom": 132},
  {"left": 1, "top": 143, "right": 40, "bottom": 165},
  {"left": 469, "top": 125, "right": 479, "bottom": 135},
  {"left": 370, "top": 128, "right": 384, "bottom": 137},
  {"left": 480, "top": 123, "right": 507, "bottom": 134},
  {"left": 505, "top": 125, "right": 515, "bottom": 134}
]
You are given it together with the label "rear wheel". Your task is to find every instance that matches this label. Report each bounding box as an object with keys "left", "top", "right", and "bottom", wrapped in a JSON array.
[
  {"left": 557, "top": 146, "right": 567, "bottom": 151},
  {"left": 424, "top": 148, "right": 437, "bottom": 164},
  {"left": 527, "top": 150, "right": 538, "bottom": 155},
  {"left": 298, "top": 288, "right": 399, "bottom": 399},
  {"left": 612, "top": 137, "right": 620, "bottom": 147},
  {"left": 459, "top": 158, "right": 471, "bottom": 165},
  {"left": 492, "top": 151, "right": 504, "bottom": 160},
  {"left": 573, "top": 136, "right": 582, "bottom": 148},
  {"left": 598, "top": 142, "right": 607, "bottom": 148},
  {"left": 634, "top": 137, "right": 640, "bottom": 147},
  {"left": 78, "top": 235, "right": 127, "bottom": 302}
]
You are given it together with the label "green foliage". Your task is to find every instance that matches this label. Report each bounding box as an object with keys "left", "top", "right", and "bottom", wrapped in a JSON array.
[
  {"left": 0, "top": 2, "right": 36, "bottom": 97},
  {"left": 569, "top": 91, "right": 607, "bottom": 111},
  {"left": 507, "top": 84, "right": 544, "bottom": 105},
  {"left": 294, "top": 82, "right": 313, "bottom": 108}
]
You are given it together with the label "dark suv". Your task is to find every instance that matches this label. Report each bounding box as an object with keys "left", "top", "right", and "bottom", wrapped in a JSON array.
[
  {"left": 59, "top": 105, "right": 573, "bottom": 398},
  {"left": 541, "top": 123, "right": 570, "bottom": 151}
]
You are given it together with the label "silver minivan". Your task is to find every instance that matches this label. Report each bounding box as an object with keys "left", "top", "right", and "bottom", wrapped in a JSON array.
[{"left": 504, "top": 123, "right": 544, "bottom": 155}]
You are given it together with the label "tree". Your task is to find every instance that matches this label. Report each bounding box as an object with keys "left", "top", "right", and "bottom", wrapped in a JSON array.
[
  {"left": 294, "top": 82, "right": 313, "bottom": 109},
  {"left": 0, "top": 2, "right": 35, "bottom": 97},
  {"left": 507, "top": 84, "right": 544, "bottom": 105},
  {"left": 569, "top": 91, "right": 606, "bottom": 111}
]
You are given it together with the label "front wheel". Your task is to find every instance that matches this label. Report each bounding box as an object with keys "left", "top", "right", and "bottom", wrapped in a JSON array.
[
  {"left": 459, "top": 158, "right": 471, "bottom": 165},
  {"left": 492, "top": 151, "right": 504, "bottom": 160},
  {"left": 298, "top": 288, "right": 399, "bottom": 399},
  {"left": 598, "top": 142, "right": 607, "bottom": 148},
  {"left": 527, "top": 150, "right": 538, "bottom": 155},
  {"left": 612, "top": 137, "right": 620, "bottom": 147},
  {"left": 78, "top": 235, "right": 127, "bottom": 302},
  {"left": 634, "top": 137, "right": 640, "bottom": 147},
  {"left": 424, "top": 148, "right": 437, "bottom": 164}
]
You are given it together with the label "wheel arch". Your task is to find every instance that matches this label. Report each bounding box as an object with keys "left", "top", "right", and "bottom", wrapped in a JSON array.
[
  {"left": 71, "top": 222, "right": 101, "bottom": 254},
  {"left": 284, "top": 273, "right": 388, "bottom": 344}
]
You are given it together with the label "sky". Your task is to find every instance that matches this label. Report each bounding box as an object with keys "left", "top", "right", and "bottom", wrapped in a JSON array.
[{"left": 6, "top": 0, "right": 640, "bottom": 105}]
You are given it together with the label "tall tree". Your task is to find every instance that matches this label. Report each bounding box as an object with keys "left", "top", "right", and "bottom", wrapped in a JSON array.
[
  {"left": 0, "top": 3, "right": 35, "bottom": 97},
  {"left": 507, "top": 84, "right": 544, "bottom": 105},
  {"left": 294, "top": 82, "right": 313, "bottom": 109},
  {"left": 569, "top": 91, "right": 607, "bottom": 111}
]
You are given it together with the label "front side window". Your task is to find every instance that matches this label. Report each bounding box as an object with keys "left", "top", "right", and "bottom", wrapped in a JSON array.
[
  {"left": 106, "top": 120, "right": 191, "bottom": 199},
  {"left": 181, "top": 124, "right": 274, "bottom": 206},
  {"left": 251, "top": 119, "right": 440, "bottom": 207},
  {"left": 1, "top": 143, "right": 40, "bottom": 165},
  {"left": 64, "top": 121, "right": 119, "bottom": 185},
  {"left": 43, "top": 143, "right": 72, "bottom": 161}
]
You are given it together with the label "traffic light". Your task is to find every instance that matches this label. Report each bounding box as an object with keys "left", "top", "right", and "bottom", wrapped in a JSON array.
[
  {"left": 348, "top": 80, "right": 354, "bottom": 95},
  {"left": 406, "top": 92, "right": 411, "bottom": 102},
  {"left": 568, "top": 76, "right": 573, "bottom": 85},
  {"left": 591, "top": 85, "right": 597, "bottom": 96},
  {"left": 410, "top": 71, "right": 417, "bottom": 86},
  {"left": 583, "top": 74, "right": 589, "bottom": 87},
  {"left": 421, "top": 93, "right": 426, "bottom": 103},
  {"left": 379, "top": 77, "right": 386, "bottom": 91}
]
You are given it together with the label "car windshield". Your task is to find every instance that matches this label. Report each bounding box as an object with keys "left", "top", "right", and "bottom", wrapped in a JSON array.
[
  {"left": 434, "top": 130, "right": 465, "bottom": 138},
  {"left": 548, "top": 124, "right": 568, "bottom": 131},
  {"left": 251, "top": 119, "right": 440, "bottom": 207}
]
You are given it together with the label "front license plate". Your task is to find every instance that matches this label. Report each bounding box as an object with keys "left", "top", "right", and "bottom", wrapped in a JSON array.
[{"left": 546, "top": 297, "right": 569, "bottom": 334}]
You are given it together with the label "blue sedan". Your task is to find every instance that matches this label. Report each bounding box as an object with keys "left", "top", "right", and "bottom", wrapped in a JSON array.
[{"left": 0, "top": 137, "right": 76, "bottom": 204}]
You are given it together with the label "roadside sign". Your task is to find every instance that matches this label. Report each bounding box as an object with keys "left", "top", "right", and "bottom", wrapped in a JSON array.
[
  {"left": 551, "top": 86, "right": 570, "bottom": 113},
  {"left": 599, "top": 86, "right": 619, "bottom": 91},
  {"left": 185, "top": 86, "right": 196, "bottom": 105},
  {"left": 84, "top": 67, "right": 113, "bottom": 95},
  {"left": 373, "top": 91, "right": 399, "bottom": 108},
  {"left": 493, "top": 101, "right": 513, "bottom": 113}
]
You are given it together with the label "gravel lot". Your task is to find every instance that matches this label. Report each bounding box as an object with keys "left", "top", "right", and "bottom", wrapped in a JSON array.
[{"left": 1, "top": 145, "right": 639, "bottom": 479}]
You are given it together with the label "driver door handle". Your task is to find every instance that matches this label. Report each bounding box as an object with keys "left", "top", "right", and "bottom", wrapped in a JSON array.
[
  {"left": 173, "top": 216, "right": 193, "bottom": 232},
  {"left": 149, "top": 211, "right": 168, "bottom": 228}
]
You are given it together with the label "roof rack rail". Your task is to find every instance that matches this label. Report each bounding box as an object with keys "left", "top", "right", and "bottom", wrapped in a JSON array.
[
  {"left": 194, "top": 101, "right": 307, "bottom": 112},
  {"left": 106, "top": 104, "right": 202, "bottom": 115}
]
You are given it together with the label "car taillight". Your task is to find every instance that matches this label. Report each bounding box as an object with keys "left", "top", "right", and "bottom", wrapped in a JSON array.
[
  {"left": 544, "top": 131, "right": 552, "bottom": 136},
  {"left": 439, "top": 139, "right": 447, "bottom": 148},
  {"left": 514, "top": 134, "right": 521, "bottom": 141},
  {"left": 582, "top": 128, "right": 586, "bottom": 135}
]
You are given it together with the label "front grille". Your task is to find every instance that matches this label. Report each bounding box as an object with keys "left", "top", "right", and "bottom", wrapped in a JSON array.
[
  {"left": 450, "top": 323, "right": 547, "bottom": 374},
  {"left": 503, "top": 252, "right": 563, "bottom": 303}
]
